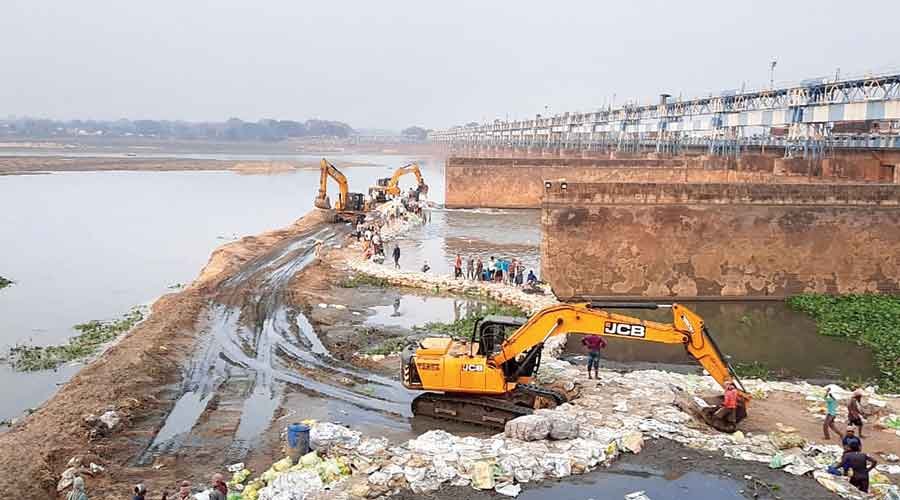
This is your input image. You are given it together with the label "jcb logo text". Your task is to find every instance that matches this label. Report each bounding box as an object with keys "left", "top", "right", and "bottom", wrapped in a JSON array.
[{"left": 603, "top": 322, "right": 646, "bottom": 338}]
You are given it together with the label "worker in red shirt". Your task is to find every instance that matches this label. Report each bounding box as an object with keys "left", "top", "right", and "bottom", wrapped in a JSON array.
[
  {"left": 721, "top": 380, "right": 739, "bottom": 425},
  {"left": 581, "top": 334, "right": 607, "bottom": 379}
]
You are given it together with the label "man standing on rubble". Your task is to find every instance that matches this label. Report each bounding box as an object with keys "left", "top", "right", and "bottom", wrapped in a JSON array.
[
  {"left": 823, "top": 387, "right": 842, "bottom": 440},
  {"left": 392, "top": 244, "right": 401, "bottom": 269},
  {"left": 581, "top": 334, "right": 607, "bottom": 379},
  {"left": 848, "top": 389, "right": 866, "bottom": 438}
]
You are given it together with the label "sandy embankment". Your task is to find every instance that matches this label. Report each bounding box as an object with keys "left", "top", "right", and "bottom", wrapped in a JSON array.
[{"left": 0, "top": 209, "right": 332, "bottom": 499}]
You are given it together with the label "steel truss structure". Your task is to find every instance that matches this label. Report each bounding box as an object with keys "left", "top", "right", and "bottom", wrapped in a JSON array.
[{"left": 430, "top": 72, "right": 900, "bottom": 158}]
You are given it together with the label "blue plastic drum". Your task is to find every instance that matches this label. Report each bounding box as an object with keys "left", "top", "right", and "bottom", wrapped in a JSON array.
[{"left": 286, "top": 423, "right": 310, "bottom": 461}]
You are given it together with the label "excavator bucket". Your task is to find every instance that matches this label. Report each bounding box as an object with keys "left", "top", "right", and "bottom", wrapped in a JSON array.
[
  {"left": 314, "top": 195, "right": 332, "bottom": 210},
  {"left": 673, "top": 389, "right": 748, "bottom": 433}
]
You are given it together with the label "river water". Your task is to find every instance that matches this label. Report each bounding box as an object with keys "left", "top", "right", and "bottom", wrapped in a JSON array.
[
  {"left": 0, "top": 154, "right": 438, "bottom": 420},
  {"left": 0, "top": 151, "right": 874, "bottom": 425}
]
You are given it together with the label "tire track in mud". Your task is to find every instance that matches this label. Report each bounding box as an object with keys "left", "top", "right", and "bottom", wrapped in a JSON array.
[{"left": 141, "top": 225, "right": 412, "bottom": 463}]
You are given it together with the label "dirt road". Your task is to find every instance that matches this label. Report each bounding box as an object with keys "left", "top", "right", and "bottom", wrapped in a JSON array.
[{"left": 0, "top": 210, "right": 341, "bottom": 498}]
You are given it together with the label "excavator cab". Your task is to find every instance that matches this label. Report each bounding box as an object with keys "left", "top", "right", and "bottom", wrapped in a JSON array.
[
  {"left": 471, "top": 316, "right": 524, "bottom": 356},
  {"left": 345, "top": 192, "right": 366, "bottom": 212},
  {"left": 369, "top": 178, "right": 391, "bottom": 203}
]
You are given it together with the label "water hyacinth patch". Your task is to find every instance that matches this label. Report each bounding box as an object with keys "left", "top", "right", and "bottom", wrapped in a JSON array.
[
  {"left": 9, "top": 308, "right": 145, "bottom": 371},
  {"left": 788, "top": 294, "right": 900, "bottom": 393}
]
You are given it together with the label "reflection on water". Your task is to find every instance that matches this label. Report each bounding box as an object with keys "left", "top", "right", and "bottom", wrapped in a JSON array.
[
  {"left": 365, "top": 294, "right": 492, "bottom": 330},
  {"left": 565, "top": 301, "right": 876, "bottom": 380},
  {"left": 519, "top": 465, "right": 745, "bottom": 500}
]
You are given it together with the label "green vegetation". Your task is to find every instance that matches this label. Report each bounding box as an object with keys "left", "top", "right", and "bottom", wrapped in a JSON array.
[
  {"left": 787, "top": 294, "right": 900, "bottom": 393},
  {"left": 733, "top": 361, "right": 771, "bottom": 380},
  {"left": 9, "top": 308, "right": 144, "bottom": 371},
  {"left": 413, "top": 304, "right": 526, "bottom": 338},
  {"left": 338, "top": 274, "right": 390, "bottom": 289},
  {"left": 364, "top": 337, "right": 408, "bottom": 356},
  {"left": 0, "top": 275, "right": 12, "bottom": 290}
]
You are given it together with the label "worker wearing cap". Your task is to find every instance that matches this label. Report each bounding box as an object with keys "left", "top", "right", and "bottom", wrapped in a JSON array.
[{"left": 842, "top": 426, "right": 862, "bottom": 452}]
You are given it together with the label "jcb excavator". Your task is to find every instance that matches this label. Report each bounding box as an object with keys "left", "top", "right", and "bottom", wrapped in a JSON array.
[
  {"left": 402, "top": 302, "right": 750, "bottom": 431},
  {"left": 314, "top": 158, "right": 366, "bottom": 218},
  {"left": 369, "top": 162, "right": 429, "bottom": 203}
]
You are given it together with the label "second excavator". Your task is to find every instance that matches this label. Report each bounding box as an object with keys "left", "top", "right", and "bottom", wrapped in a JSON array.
[
  {"left": 314, "top": 158, "right": 366, "bottom": 218},
  {"left": 369, "top": 162, "right": 429, "bottom": 203},
  {"left": 402, "top": 302, "right": 750, "bottom": 432}
]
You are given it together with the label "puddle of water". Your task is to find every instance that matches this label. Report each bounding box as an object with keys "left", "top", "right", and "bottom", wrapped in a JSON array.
[
  {"left": 564, "top": 301, "right": 876, "bottom": 381},
  {"left": 364, "top": 294, "right": 494, "bottom": 330},
  {"left": 521, "top": 465, "right": 745, "bottom": 500}
]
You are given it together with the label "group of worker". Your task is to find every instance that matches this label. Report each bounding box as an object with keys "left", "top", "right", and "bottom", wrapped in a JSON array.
[
  {"left": 580, "top": 337, "right": 879, "bottom": 493},
  {"left": 64, "top": 473, "right": 230, "bottom": 500},
  {"left": 453, "top": 254, "right": 537, "bottom": 287},
  {"left": 824, "top": 387, "right": 879, "bottom": 492},
  {"left": 356, "top": 220, "right": 385, "bottom": 260}
]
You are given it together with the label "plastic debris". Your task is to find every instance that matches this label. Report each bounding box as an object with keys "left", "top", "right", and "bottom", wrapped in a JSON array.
[
  {"left": 878, "top": 464, "right": 900, "bottom": 475},
  {"left": 813, "top": 470, "right": 867, "bottom": 500},
  {"left": 471, "top": 461, "right": 495, "bottom": 489},
  {"left": 619, "top": 431, "right": 644, "bottom": 454},
  {"left": 496, "top": 483, "right": 522, "bottom": 497},
  {"left": 258, "top": 470, "right": 323, "bottom": 500},
  {"left": 624, "top": 491, "right": 651, "bottom": 500},
  {"left": 505, "top": 414, "right": 551, "bottom": 441},
  {"left": 99, "top": 410, "right": 120, "bottom": 430},
  {"left": 228, "top": 462, "right": 245, "bottom": 473},
  {"left": 769, "top": 431, "right": 806, "bottom": 450},
  {"left": 310, "top": 422, "right": 361, "bottom": 450}
]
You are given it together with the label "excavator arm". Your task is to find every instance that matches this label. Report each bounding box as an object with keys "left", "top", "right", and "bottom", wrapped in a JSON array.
[
  {"left": 490, "top": 302, "right": 749, "bottom": 400},
  {"left": 315, "top": 158, "right": 350, "bottom": 211},
  {"left": 386, "top": 163, "right": 428, "bottom": 196}
]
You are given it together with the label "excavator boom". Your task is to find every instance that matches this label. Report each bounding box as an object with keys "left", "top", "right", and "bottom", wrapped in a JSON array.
[
  {"left": 369, "top": 163, "right": 428, "bottom": 201},
  {"left": 403, "top": 302, "right": 750, "bottom": 430},
  {"left": 492, "top": 302, "right": 748, "bottom": 398},
  {"left": 315, "top": 158, "right": 350, "bottom": 210},
  {"left": 315, "top": 158, "right": 366, "bottom": 217}
]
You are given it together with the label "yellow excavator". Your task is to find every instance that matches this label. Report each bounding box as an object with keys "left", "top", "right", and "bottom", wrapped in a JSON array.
[
  {"left": 402, "top": 302, "right": 750, "bottom": 431},
  {"left": 314, "top": 158, "right": 366, "bottom": 217},
  {"left": 369, "top": 162, "right": 429, "bottom": 203}
]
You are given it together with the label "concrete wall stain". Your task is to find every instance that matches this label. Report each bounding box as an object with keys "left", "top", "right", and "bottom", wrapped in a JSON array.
[
  {"left": 446, "top": 155, "right": 898, "bottom": 209},
  {"left": 542, "top": 182, "right": 900, "bottom": 299}
]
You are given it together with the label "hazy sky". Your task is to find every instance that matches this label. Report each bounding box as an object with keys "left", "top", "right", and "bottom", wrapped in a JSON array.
[{"left": 2, "top": 0, "right": 898, "bottom": 130}]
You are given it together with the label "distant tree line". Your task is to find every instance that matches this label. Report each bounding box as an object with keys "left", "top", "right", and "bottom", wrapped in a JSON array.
[
  {"left": 0, "top": 117, "right": 355, "bottom": 141},
  {"left": 401, "top": 126, "right": 431, "bottom": 141}
]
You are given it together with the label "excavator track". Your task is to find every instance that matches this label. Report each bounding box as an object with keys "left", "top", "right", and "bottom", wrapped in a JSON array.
[{"left": 411, "top": 384, "right": 568, "bottom": 429}]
